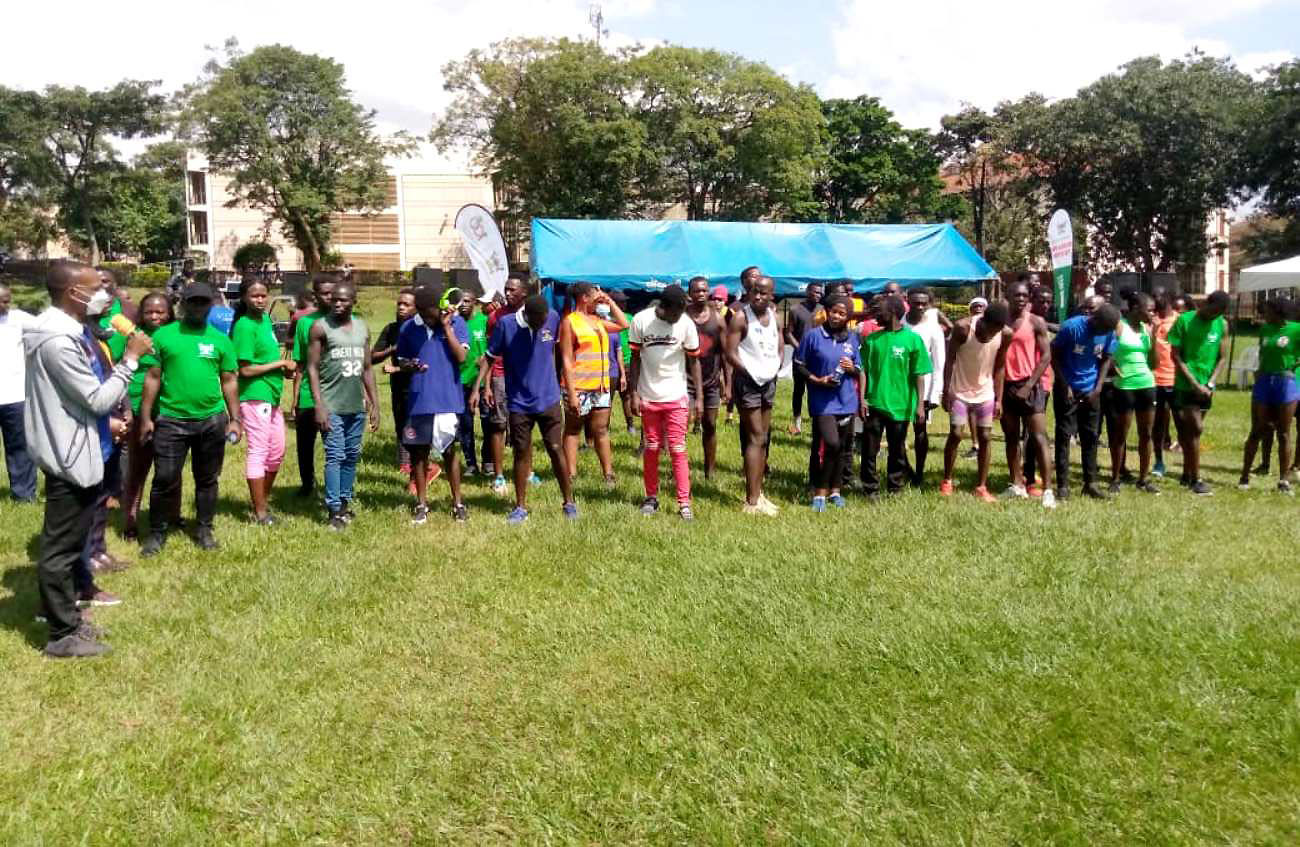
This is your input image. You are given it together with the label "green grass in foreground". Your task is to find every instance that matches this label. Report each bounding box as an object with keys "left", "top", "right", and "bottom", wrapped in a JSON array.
[{"left": 2, "top": 283, "right": 1300, "bottom": 844}]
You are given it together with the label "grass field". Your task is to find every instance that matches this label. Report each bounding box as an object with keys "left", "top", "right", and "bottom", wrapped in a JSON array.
[{"left": 3, "top": 283, "right": 1300, "bottom": 844}]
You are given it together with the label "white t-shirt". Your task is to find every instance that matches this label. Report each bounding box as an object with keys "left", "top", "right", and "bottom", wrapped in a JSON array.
[
  {"left": 0, "top": 308, "right": 34, "bottom": 405},
  {"left": 908, "top": 309, "right": 946, "bottom": 406},
  {"left": 628, "top": 308, "right": 700, "bottom": 403}
]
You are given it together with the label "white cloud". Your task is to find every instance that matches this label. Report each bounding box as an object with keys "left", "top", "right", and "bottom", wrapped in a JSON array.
[
  {"left": 824, "top": 0, "right": 1289, "bottom": 128},
  {"left": 0, "top": 0, "right": 655, "bottom": 166}
]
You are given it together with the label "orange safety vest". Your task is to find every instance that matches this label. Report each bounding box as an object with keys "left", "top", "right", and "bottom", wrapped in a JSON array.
[{"left": 567, "top": 312, "right": 610, "bottom": 391}]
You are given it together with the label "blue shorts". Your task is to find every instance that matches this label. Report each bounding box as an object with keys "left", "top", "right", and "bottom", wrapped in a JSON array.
[{"left": 1253, "top": 372, "right": 1300, "bottom": 406}]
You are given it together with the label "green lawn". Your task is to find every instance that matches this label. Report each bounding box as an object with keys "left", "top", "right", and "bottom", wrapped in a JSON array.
[{"left": 3, "top": 283, "right": 1300, "bottom": 844}]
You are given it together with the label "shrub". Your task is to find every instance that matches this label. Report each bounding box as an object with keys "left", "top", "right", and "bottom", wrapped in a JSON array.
[{"left": 233, "top": 241, "right": 278, "bottom": 270}]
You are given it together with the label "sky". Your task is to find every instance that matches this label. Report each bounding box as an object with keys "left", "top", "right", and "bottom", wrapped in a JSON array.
[{"left": 4, "top": 0, "right": 1297, "bottom": 163}]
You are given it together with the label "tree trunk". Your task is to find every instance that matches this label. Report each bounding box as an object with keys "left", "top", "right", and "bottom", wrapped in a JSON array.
[
  {"left": 82, "top": 199, "right": 101, "bottom": 266},
  {"left": 293, "top": 211, "right": 322, "bottom": 271}
]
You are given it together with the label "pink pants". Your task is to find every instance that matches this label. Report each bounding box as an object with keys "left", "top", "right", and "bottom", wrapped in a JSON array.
[
  {"left": 241, "top": 401, "right": 286, "bottom": 480},
  {"left": 641, "top": 398, "right": 691, "bottom": 505}
]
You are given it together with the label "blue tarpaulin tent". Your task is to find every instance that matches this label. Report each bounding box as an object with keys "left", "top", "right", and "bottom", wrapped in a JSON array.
[{"left": 531, "top": 219, "right": 997, "bottom": 297}]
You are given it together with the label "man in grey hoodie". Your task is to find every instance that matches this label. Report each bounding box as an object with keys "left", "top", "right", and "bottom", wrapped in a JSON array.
[{"left": 24, "top": 262, "right": 152, "bottom": 658}]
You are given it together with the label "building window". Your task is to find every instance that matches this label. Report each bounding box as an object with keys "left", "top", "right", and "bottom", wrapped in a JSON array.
[
  {"left": 188, "top": 171, "right": 207, "bottom": 206},
  {"left": 189, "top": 211, "right": 209, "bottom": 246}
]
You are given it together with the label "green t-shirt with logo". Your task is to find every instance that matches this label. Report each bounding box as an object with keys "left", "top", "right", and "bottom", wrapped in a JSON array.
[
  {"left": 461, "top": 311, "right": 488, "bottom": 385},
  {"left": 861, "top": 327, "right": 933, "bottom": 422},
  {"left": 1111, "top": 322, "right": 1155, "bottom": 391},
  {"left": 232, "top": 313, "right": 285, "bottom": 405},
  {"left": 1168, "top": 311, "right": 1226, "bottom": 391},
  {"left": 1257, "top": 320, "right": 1300, "bottom": 374},
  {"left": 126, "top": 324, "right": 159, "bottom": 414},
  {"left": 292, "top": 310, "right": 326, "bottom": 409},
  {"left": 143, "top": 321, "right": 237, "bottom": 420}
]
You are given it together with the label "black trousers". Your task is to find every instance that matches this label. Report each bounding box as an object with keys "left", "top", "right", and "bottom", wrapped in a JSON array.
[
  {"left": 83, "top": 444, "right": 122, "bottom": 565},
  {"left": 792, "top": 371, "right": 808, "bottom": 420},
  {"left": 295, "top": 407, "right": 319, "bottom": 489},
  {"left": 860, "top": 410, "right": 910, "bottom": 494},
  {"left": 810, "top": 414, "right": 854, "bottom": 491},
  {"left": 38, "top": 474, "right": 101, "bottom": 640},
  {"left": 1053, "top": 386, "right": 1102, "bottom": 489},
  {"left": 149, "top": 415, "right": 227, "bottom": 531}
]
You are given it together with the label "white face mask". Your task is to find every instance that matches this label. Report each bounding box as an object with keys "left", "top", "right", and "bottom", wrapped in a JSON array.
[
  {"left": 595, "top": 304, "right": 611, "bottom": 320},
  {"left": 75, "top": 287, "right": 114, "bottom": 316}
]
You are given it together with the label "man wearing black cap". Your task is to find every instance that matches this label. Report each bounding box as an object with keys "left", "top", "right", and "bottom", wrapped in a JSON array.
[{"left": 138, "top": 282, "right": 242, "bottom": 555}]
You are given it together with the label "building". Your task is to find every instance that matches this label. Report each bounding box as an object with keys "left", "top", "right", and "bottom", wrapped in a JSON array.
[{"left": 184, "top": 151, "right": 495, "bottom": 271}]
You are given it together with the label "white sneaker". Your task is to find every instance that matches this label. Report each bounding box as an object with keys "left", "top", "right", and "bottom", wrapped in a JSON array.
[
  {"left": 741, "top": 501, "right": 765, "bottom": 515},
  {"left": 756, "top": 494, "right": 780, "bottom": 516},
  {"left": 1041, "top": 489, "right": 1057, "bottom": 509},
  {"left": 1001, "top": 484, "right": 1029, "bottom": 499}
]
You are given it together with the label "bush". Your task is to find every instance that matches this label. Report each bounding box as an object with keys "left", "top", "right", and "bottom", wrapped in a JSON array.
[
  {"left": 350, "top": 269, "right": 408, "bottom": 287},
  {"left": 133, "top": 266, "right": 171, "bottom": 288},
  {"left": 233, "top": 241, "right": 278, "bottom": 271}
]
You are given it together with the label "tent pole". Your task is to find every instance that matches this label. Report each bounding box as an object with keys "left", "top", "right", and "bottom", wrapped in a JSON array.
[{"left": 1226, "top": 292, "right": 1240, "bottom": 388}]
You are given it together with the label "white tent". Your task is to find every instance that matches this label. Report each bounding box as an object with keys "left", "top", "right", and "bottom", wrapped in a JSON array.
[{"left": 1238, "top": 255, "right": 1300, "bottom": 292}]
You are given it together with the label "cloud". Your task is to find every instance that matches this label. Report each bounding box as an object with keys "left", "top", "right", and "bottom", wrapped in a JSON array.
[{"left": 824, "top": 0, "right": 1289, "bottom": 128}]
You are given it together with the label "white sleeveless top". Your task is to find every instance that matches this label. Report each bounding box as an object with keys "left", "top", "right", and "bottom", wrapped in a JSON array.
[
  {"left": 951, "top": 315, "right": 1002, "bottom": 404},
  {"left": 738, "top": 304, "right": 781, "bottom": 382}
]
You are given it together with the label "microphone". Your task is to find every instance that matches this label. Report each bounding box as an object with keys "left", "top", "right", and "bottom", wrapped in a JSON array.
[{"left": 109, "top": 313, "right": 138, "bottom": 336}]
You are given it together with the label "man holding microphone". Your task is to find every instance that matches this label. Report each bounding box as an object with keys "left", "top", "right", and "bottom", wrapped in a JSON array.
[{"left": 23, "top": 262, "right": 153, "bottom": 658}]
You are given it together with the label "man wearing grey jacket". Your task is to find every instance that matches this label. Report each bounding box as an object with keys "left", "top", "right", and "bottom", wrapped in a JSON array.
[{"left": 23, "top": 262, "right": 152, "bottom": 658}]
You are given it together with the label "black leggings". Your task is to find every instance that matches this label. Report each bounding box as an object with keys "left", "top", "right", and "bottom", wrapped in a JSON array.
[
  {"left": 295, "top": 407, "right": 319, "bottom": 490},
  {"left": 810, "top": 414, "right": 854, "bottom": 491},
  {"left": 792, "top": 371, "right": 808, "bottom": 420}
]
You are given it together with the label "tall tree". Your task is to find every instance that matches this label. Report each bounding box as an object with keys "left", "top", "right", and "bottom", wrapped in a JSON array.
[
  {"left": 433, "top": 38, "right": 653, "bottom": 221},
  {"left": 38, "top": 81, "right": 168, "bottom": 264},
  {"left": 630, "top": 46, "right": 824, "bottom": 221},
  {"left": 1015, "top": 53, "right": 1258, "bottom": 272},
  {"left": 182, "top": 43, "right": 411, "bottom": 270},
  {"left": 815, "top": 95, "right": 958, "bottom": 224},
  {"left": 1247, "top": 59, "right": 1300, "bottom": 261},
  {"left": 0, "top": 87, "right": 56, "bottom": 252}
]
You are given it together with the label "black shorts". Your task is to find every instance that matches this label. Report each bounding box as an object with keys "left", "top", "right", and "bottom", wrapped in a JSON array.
[
  {"left": 1111, "top": 386, "right": 1156, "bottom": 414},
  {"left": 480, "top": 374, "right": 509, "bottom": 429},
  {"left": 1155, "top": 385, "right": 1176, "bottom": 411},
  {"left": 508, "top": 402, "right": 564, "bottom": 453},
  {"left": 688, "top": 377, "right": 723, "bottom": 410},
  {"left": 1003, "top": 378, "right": 1049, "bottom": 416},
  {"left": 732, "top": 370, "right": 777, "bottom": 410},
  {"left": 1173, "top": 388, "right": 1213, "bottom": 412}
]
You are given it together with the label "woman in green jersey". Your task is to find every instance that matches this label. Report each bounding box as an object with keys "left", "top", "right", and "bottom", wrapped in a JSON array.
[
  {"left": 1104, "top": 291, "right": 1159, "bottom": 494},
  {"left": 1239, "top": 297, "right": 1300, "bottom": 494}
]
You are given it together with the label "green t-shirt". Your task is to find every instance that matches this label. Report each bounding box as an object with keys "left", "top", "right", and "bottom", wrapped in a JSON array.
[
  {"left": 862, "top": 327, "right": 933, "bottom": 422},
  {"left": 232, "top": 313, "right": 285, "bottom": 405},
  {"left": 1111, "top": 321, "right": 1155, "bottom": 391},
  {"left": 1257, "top": 320, "right": 1300, "bottom": 374},
  {"left": 292, "top": 310, "right": 326, "bottom": 409},
  {"left": 316, "top": 316, "right": 369, "bottom": 415},
  {"left": 143, "top": 321, "right": 237, "bottom": 420},
  {"left": 99, "top": 299, "right": 127, "bottom": 362},
  {"left": 126, "top": 324, "right": 159, "bottom": 414},
  {"left": 1167, "top": 311, "right": 1226, "bottom": 391},
  {"left": 461, "top": 311, "right": 488, "bottom": 385}
]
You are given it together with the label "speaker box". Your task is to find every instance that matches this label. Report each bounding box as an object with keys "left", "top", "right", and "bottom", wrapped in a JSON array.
[
  {"left": 448, "top": 268, "right": 483, "bottom": 300},
  {"left": 412, "top": 266, "right": 443, "bottom": 288},
  {"left": 279, "top": 271, "right": 310, "bottom": 300}
]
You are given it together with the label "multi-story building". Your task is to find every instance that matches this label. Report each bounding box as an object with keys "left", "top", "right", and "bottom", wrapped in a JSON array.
[{"left": 184, "top": 152, "right": 495, "bottom": 271}]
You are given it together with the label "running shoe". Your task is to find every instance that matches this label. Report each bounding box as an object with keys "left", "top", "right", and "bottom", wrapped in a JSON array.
[
  {"left": 1041, "top": 489, "right": 1058, "bottom": 510},
  {"left": 973, "top": 485, "right": 997, "bottom": 504},
  {"left": 640, "top": 496, "right": 660, "bottom": 516},
  {"left": 1191, "top": 480, "right": 1213, "bottom": 496},
  {"left": 528, "top": 472, "right": 542, "bottom": 486},
  {"left": 1238, "top": 476, "right": 1251, "bottom": 491},
  {"left": 78, "top": 588, "right": 122, "bottom": 608},
  {"left": 678, "top": 504, "right": 694, "bottom": 521},
  {"left": 507, "top": 506, "right": 529, "bottom": 525},
  {"left": 1026, "top": 484, "right": 1044, "bottom": 498},
  {"left": 828, "top": 493, "right": 846, "bottom": 509},
  {"left": 756, "top": 494, "right": 780, "bottom": 516},
  {"left": 1001, "top": 484, "right": 1028, "bottom": 499},
  {"left": 1108, "top": 480, "right": 1123, "bottom": 496},
  {"left": 452, "top": 503, "right": 469, "bottom": 523},
  {"left": 410, "top": 503, "right": 429, "bottom": 526},
  {"left": 741, "top": 501, "right": 765, "bottom": 515},
  {"left": 328, "top": 512, "right": 347, "bottom": 531},
  {"left": 491, "top": 475, "right": 508, "bottom": 497},
  {"left": 1279, "top": 480, "right": 1294, "bottom": 496},
  {"left": 1082, "top": 484, "right": 1111, "bottom": 501},
  {"left": 1136, "top": 480, "right": 1161, "bottom": 495},
  {"left": 1151, "top": 461, "right": 1166, "bottom": 478},
  {"left": 811, "top": 495, "right": 827, "bottom": 513},
  {"left": 939, "top": 479, "right": 955, "bottom": 497},
  {"left": 563, "top": 502, "right": 579, "bottom": 520}
]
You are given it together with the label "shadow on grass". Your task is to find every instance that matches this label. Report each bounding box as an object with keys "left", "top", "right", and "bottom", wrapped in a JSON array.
[{"left": 0, "top": 553, "right": 46, "bottom": 650}]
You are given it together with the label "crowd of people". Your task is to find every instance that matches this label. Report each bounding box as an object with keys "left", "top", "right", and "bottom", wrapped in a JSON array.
[{"left": 5, "top": 259, "right": 1300, "bottom": 657}]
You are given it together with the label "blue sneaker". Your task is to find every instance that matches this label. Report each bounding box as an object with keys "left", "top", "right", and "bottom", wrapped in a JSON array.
[
  {"left": 562, "top": 502, "right": 578, "bottom": 520},
  {"left": 528, "top": 472, "right": 542, "bottom": 486},
  {"left": 506, "top": 506, "right": 529, "bottom": 525},
  {"left": 811, "top": 495, "right": 827, "bottom": 513},
  {"left": 829, "top": 493, "right": 846, "bottom": 509},
  {"left": 1152, "top": 461, "right": 1166, "bottom": 478}
]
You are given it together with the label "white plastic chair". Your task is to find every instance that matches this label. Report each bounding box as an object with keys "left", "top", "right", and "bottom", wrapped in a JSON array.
[{"left": 1232, "top": 344, "right": 1259, "bottom": 388}]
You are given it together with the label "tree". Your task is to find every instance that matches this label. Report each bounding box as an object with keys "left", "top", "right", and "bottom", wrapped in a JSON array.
[
  {"left": 60, "top": 141, "right": 186, "bottom": 261},
  {"left": 815, "top": 95, "right": 958, "bottom": 224},
  {"left": 630, "top": 46, "right": 824, "bottom": 221},
  {"left": 37, "top": 81, "right": 168, "bottom": 264},
  {"left": 0, "top": 87, "right": 56, "bottom": 252},
  {"left": 233, "top": 240, "right": 278, "bottom": 270},
  {"left": 433, "top": 38, "right": 653, "bottom": 221},
  {"left": 1247, "top": 60, "right": 1300, "bottom": 262},
  {"left": 182, "top": 42, "right": 412, "bottom": 271},
  {"left": 1015, "top": 53, "right": 1258, "bottom": 272}
]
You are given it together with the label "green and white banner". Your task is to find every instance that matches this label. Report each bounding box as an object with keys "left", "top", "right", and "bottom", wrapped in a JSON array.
[{"left": 1047, "top": 209, "right": 1073, "bottom": 324}]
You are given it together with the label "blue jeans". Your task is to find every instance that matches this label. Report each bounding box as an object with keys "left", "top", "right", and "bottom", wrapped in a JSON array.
[
  {"left": 0, "top": 401, "right": 37, "bottom": 501},
  {"left": 323, "top": 412, "right": 364, "bottom": 511},
  {"left": 458, "top": 385, "right": 478, "bottom": 471}
]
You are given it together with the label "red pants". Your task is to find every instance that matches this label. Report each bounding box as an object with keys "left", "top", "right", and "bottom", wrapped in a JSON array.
[{"left": 641, "top": 398, "right": 691, "bottom": 505}]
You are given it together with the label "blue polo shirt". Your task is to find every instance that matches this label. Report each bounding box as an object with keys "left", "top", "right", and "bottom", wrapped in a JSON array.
[
  {"left": 608, "top": 331, "right": 622, "bottom": 381},
  {"left": 794, "top": 326, "right": 861, "bottom": 416},
  {"left": 488, "top": 309, "right": 562, "bottom": 414},
  {"left": 1052, "top": 315, "right": 1113, "bottom": 393},
  {"left": 396, "top": 314, "right": 469, "bottom": 415}
]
